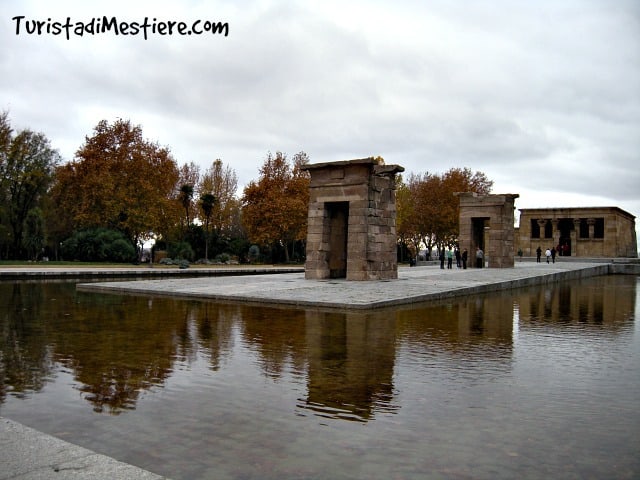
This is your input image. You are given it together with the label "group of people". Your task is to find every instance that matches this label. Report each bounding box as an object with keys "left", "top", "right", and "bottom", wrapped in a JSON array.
[
  {"left": 428, "top": 243, "right": 566, "bottom": 268},
  {"left": 438, "top": 246, "right": 484, "bottom": 270},
  {"left": 536, "top": 245, "right": 557, "bottom": 263}
]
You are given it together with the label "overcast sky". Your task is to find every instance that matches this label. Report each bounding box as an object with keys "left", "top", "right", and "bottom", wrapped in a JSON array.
[{"left": 2, "top": 0, "right": 639, "bottom": 237}]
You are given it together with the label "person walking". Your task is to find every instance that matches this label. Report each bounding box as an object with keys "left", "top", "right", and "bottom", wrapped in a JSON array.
[
  {"left": 447, "top": 248, "right": 453, "bottom": 269},
  {"left": 461, "top": 249, "right": 468, "bottom": 269},
  {"left": 439, "top": 248, "right": 445, "bottom": 269},
  {"left": 455, "top": 247, "right": 461, "bottom": 268},
  {"left": 551, "top": 247, "right": 556, "bottom": 263},
  {"left": 476, "top": 247, "right": 484, "bottom": 268},
  {"left": 536, "top": 246, "right": 542, "bottom": 263},
  {"left": 545, "top": 247, "right": 551, "bottom": 264}
]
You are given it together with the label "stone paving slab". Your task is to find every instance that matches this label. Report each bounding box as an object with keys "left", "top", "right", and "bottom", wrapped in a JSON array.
[
  {"left": 0, "top": 417, "right": 169, "bottom": 480},
  {"left": 77, "top": 262, "right": 612, "bottom": 310}
]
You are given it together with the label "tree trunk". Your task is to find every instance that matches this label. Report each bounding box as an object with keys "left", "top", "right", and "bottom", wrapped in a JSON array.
[{"left": 284, "top": 240, "right": 290, "bottom": 263}]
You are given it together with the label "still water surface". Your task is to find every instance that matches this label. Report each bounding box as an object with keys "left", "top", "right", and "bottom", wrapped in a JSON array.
[{"left": 1, "top": 275, "right": 639, "bottom": 479}]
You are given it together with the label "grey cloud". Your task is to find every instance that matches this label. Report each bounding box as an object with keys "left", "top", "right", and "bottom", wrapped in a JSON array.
[{"left": 1, "top": 0, "right": 638, "bottom": 235}]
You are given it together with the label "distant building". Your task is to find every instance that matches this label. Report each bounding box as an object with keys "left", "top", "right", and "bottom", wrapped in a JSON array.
[{"left": 516, "top": 207, "right": 637, "bottom": 258}]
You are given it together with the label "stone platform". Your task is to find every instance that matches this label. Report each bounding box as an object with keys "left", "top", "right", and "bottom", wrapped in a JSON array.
[{"left": 77, "top": 261, "right": 616, "bottom": 310}]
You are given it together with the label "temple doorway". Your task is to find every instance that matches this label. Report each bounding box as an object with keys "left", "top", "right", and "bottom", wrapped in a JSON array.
[
  {"left": 557, "top": 218, "right": 573, "bottom": 256},
  {"left": 472, "top": 217, "right": 488, "bottom": 252},
  {"left": 326, "top": 202, "right": 349, "bottom": 278}
]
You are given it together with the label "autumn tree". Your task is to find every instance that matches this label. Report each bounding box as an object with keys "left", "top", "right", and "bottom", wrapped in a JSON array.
[
  {"left": 440, "top": 167, "right": 492, "bottom": 242},
  {"left": 241, "top": 151, "right": 310, "bottom": 263},
  {"left": 177, "top": 161, "right": 201, "bottom": 191},
  {"left": 395, "top": 175, "right": 421, "bottom": 261},
  {"left": 198, "top": 159, "right": 239, "bottom": 237},
  {"left": 287, "top": 151, "right": 312, "bottom": 255},
  {"left": 195, "top": 159, "right": 245, "bottom": 259},
  {"left": 0, "top": 112, "right": 61, "bottom": 259},
  {"left": 50, "top": 119, "right": 180, "bottom": 254},
  {"left": 396, "top": 167, "right": 493, "bottom": 258}
]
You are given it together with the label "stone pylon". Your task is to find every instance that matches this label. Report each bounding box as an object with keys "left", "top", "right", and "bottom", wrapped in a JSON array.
[
  {"left": 456, "top": 192, "right": 519, "bottom": 268},
  {"left": 302, "top": 158, "right": 404, "bottom": 280}
]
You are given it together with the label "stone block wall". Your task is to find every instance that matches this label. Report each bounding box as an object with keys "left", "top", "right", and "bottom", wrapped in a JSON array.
[
  {"left": 515, "top": 207, "right": 637, "bottom": 258},
  {"left": 302, "top": 158, "right": 404, "bottom": 280},
  {"left": 457, "top": 192, "right": 519, "bottom": 268}
]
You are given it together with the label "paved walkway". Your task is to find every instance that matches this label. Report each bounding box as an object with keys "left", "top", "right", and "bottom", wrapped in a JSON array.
[
  {"left": 0, "top": 417, "right": 169, "bottom": 480},
  {"left": 76, "top": 261, "right": 613, "bottom": 310}
]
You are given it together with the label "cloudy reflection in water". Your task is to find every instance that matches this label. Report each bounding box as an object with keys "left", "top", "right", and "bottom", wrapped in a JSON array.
[{"left": 0, "top": 275, "right": 638, "bottom": 480}]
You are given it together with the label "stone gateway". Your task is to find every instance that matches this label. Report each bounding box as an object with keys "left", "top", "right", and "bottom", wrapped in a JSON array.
[
  {"left": 456, "top": 192, "right": 520, "bottom": 268},
  {"left": 302, "top": 158, "right": 404, "bottom": 281}
]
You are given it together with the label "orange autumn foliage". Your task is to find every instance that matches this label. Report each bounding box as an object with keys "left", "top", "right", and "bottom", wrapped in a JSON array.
[
  {"left": 50, "top": 119, "right": 180, "bottom": 246},
  {"left": 241, "top": 151, "right": 309, "bottom": 261},
  {"left": 397, "top": 167, "right": 493, "bottom": 253}
]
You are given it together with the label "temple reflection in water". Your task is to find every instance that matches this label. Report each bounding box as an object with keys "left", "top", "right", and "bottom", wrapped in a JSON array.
[
  {"left": 517, "top": 275, "right": 635, "bottom": 328},
  {"left": 0, "top": 275, "right": 636, "bottom": 421}
]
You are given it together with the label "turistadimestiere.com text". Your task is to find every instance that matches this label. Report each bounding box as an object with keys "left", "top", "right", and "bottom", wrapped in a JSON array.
[{"left": 12, "top": 15, "right": 229, "bottom": 40}]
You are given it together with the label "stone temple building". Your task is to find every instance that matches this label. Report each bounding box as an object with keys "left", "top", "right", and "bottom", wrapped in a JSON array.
[
  {"left": 516, "top": 207, "right": 637, "bottom": 258},
  {"left": 302, "top": 158, "right": 404, "bottom": 280}
]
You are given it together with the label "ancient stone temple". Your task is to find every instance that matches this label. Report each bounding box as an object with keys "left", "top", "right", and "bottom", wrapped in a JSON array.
[
  {"left": 456, "top": 192, "right": 519, "bottom": 268},
  {"left": 302, "top": 158, "right": 404, "bottom": 281},
  {"left": 516, "top": 207, "right": 637, "bottom": 258}
]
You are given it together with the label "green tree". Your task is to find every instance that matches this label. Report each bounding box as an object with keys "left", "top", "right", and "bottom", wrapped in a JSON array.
[
  {"left": 0, "top": 113, "right": 61, "bottom": 259},
  {"left": 23, "top": 207, "right": 45, "bottom": 260},
  {"left": 0, "top": 111, "right": 13, "bottom": 257},
  {"left": 60, "top": 228, "right": 136, "bottom": 262},
  {"left": 179, "top": 183, "right": 195, "bottom": 231},
  {"left": 175, "top": 161, "right": 200, "bottom": 233},
  {"left": 199, "top": 192, "right": 216, "bottom": 260}
]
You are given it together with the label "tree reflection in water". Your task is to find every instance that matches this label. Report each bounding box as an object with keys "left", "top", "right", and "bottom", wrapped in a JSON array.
[
  {"left": 0, "top": 275, "right": 636, "bottom": 420},
  {"left": 0, "top": 276, "right": 638, "bottom": 480}
]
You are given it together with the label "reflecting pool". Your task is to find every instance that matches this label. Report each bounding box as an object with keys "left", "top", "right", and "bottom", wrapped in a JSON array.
[{"left": 1, "top": 275, "right": 639, "bottom": 479}]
